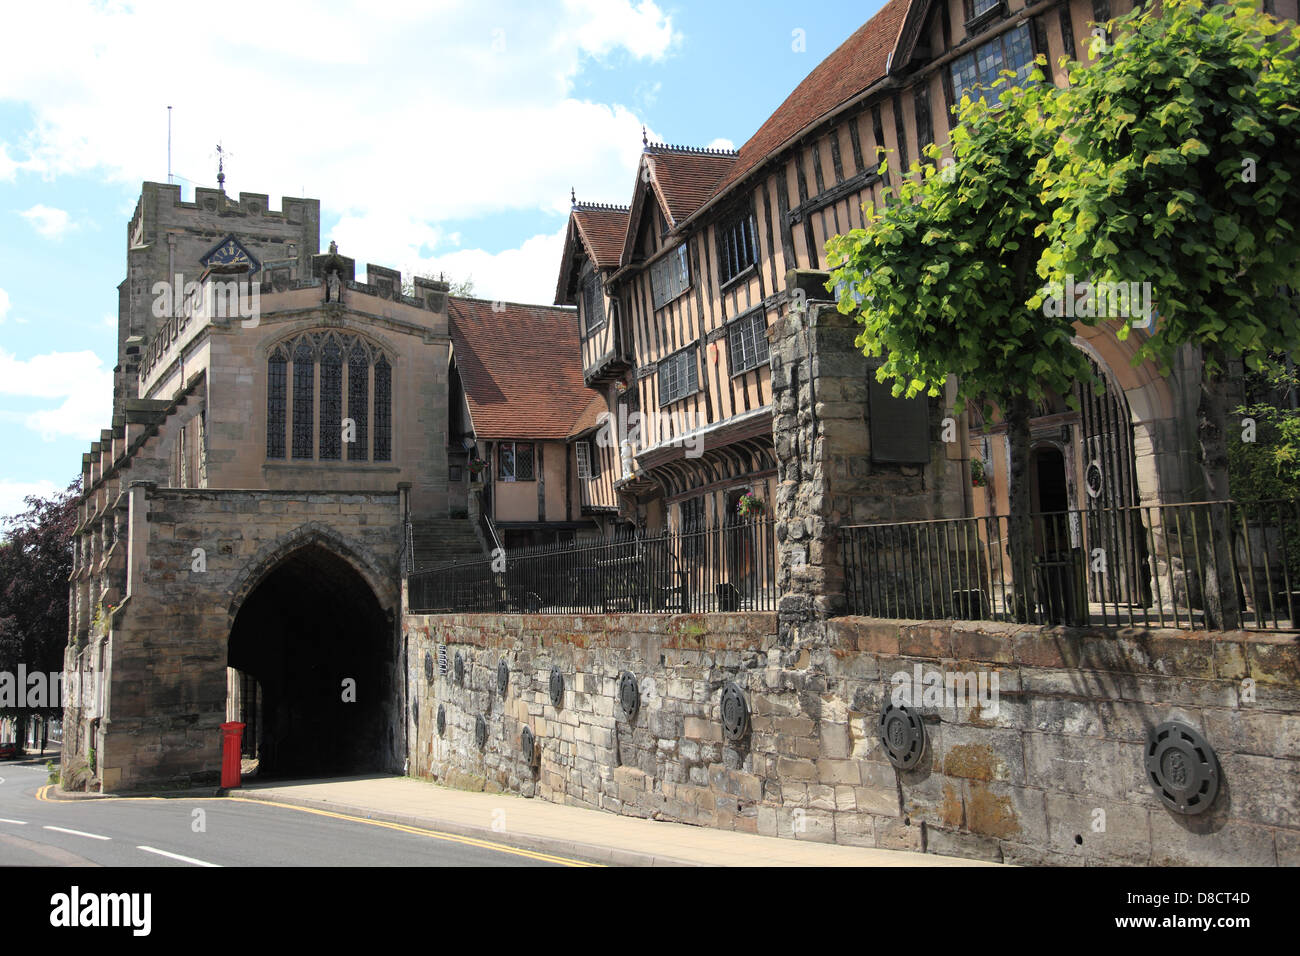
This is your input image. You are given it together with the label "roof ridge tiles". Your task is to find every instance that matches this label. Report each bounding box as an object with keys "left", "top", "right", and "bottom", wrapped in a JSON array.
[
  {"left": 644, "top": 142, "right": 739, "bottom": 157},
  {"left": 451, "top": 295, "right": 575, "bottom": 311},
  {"left": 572, "top": 202, "right": 632, "bottom": 212}
]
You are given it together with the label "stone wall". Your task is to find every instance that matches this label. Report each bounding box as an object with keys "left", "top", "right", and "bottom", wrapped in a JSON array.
[
  {"left": 769, "top": 280, "right": 964, "bottom": 631},
  {"left": 405, "top": 610, "right": 1300, "bottom": 865}
]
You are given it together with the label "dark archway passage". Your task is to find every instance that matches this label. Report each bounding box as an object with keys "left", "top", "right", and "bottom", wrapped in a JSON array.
[{"left": 228, "top": 545, "right": 391, "bottom": 778}]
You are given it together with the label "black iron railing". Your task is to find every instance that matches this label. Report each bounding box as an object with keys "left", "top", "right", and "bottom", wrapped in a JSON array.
[
  {"left": 841, "top": 500, "right": 1300, "bottom": 630},
  {"left": 408, "top": 518, "right": 776, "bottom": 615}
]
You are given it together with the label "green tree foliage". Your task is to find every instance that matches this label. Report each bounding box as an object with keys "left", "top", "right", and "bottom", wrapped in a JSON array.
[
  {"left": 1231, "top": 355, "right": 1300, "bottom": 500},
  {"left": 0, "top": 480, "right": 79, "bottom": 746},
  {"left": 1040, "top": 0, "right": 1300, "bottom": 625},
  {"left": 826, "top": 62, "right": 1090, "bottom": 618}
]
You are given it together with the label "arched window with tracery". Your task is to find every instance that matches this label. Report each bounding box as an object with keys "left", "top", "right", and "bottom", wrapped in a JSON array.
[{"left": 266, "top": 331, "right": 393, "bottom": 463}]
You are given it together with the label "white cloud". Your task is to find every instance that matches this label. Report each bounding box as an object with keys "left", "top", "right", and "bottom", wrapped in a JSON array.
[
  {"left": 0, "top": 1, "right": 679, "bottom": 301},
  {"left": 564, "top": 0, "right": 679, "bottom": 60},
  {"left": 0, "top": 479, "right": 60, "bottom": 528},
  {"left": 707, "top": 137, "right": 736, "bottom": 152},
  {"left": 18, "top": 203, "right": 74, "bottom": 239},
  {"left": 0, "top": 287, "right": 9, "bottom": 323},
  {"left": 409, "top": 226, "right": 570, "bottom": 305},
  {"left": 0, "top": 346, "right": 113, "bottom": 442}
]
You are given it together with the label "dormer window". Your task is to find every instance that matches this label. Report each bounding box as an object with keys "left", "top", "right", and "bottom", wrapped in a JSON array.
[
  {"left": 966, "top": 0, "right": 1002, "bottom": 28},
  {"left": 582, "top": 270, "right": 606, "bottom": 337}
]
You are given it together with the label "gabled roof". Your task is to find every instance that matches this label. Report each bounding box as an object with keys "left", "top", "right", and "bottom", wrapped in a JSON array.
[
  {"left": 700, "top": 0, "right": 911, "bottom": 212},
  {"left": 449, "top": 297, "right": 599, "bottom": 440},
  {"left": 620, "top": 144, "right": 738, "bottom": 266},
  {"left": 554, "top": 202, "right": 630, "bottom": 305},
  {"left": 573, "top": 204, "right": 629, "bottom": 267}
]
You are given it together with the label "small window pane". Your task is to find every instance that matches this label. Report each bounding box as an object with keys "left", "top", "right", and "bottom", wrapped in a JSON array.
[{"left": 516, "top": 443, "right": 535, "bottom": 481}]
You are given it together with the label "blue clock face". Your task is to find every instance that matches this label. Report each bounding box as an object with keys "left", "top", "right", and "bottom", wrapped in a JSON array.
[{"left": 201, "top": 234, "right": 260, "bottom": 273}]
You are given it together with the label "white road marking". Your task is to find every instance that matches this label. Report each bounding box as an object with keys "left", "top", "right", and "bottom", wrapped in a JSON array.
[
  {"left": 43, "top": 825, "right": 111, "bottom": 840},
  {"left": 0, "top": 817, "right": 27, "bottom": 825},
  {"left": 137, "top": 845, "right": 220, "bottom": 867}
]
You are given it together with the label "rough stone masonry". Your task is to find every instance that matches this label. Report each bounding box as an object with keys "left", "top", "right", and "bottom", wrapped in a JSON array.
[{"left": 405, "top": 610, "right": 1300, "bottom": 866}]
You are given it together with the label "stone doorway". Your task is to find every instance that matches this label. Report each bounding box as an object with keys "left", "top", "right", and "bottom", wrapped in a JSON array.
[{"left": 227, "top": 544, "right": 391, "bottom": 778}]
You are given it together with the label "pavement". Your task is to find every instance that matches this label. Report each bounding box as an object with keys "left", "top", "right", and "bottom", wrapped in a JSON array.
[{"left": 232, "top": 773, "right": 1001, "bottom": 867}]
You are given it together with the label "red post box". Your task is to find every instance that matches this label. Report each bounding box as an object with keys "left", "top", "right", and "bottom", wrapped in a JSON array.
[{"left": 220, "top": 721, "right": 245, "bottom": 789}]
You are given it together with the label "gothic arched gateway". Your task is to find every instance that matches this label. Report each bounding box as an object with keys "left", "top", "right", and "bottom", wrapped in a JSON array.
[{"left": 227, "top": 543, "right": 392, "bottom": 777}]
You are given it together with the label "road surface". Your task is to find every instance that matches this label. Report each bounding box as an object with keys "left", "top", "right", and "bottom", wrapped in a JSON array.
[{"left": 0, "top": 761, "right": 591, "bottom": 867}]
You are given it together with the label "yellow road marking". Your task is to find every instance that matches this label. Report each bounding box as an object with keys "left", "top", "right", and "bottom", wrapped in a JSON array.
[
  {"left": 33, "top": 785, "right": 598, "bottom": 866},
  {"left": 224, "top": 797, "right": 599, "bottom": 866}
]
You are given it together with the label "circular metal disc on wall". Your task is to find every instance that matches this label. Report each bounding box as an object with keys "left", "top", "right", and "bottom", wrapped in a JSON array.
[
  {"left": 436, "top": 704, "right": 446, "bottom": 736},
  {"left": 617, "top": 671, "right": 640, "bottom": 721},
  {"left": 549, "top": 667, "right": 565, "bottom": 708},
  {"left": 878, "top": 702, "right": 926, "bottom": 770},
  {"left": 721, "top": 683, "right": 750, "bottom": 741},
  {"left": 1144, "top": 721, "right": 1219, "bottom": 815},
  {"left": 521, "top": 726, "right": 536, "bottom": 770},
  {"left": 423, "top": 651, "right": 434, "bottom": 683},
  {"left": 454, "top": 652, "right": 465, "bottom": 684},
  {"left": 497, "top": 660, "right": 509, "bottom": 698},
  {"left": 475, "top": 714, "right": 487, "bottom": 750}
]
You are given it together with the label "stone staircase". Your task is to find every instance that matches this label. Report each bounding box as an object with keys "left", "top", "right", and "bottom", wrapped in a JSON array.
[{"left": 410, "top": 517, "right": 488, "bottom": 571}]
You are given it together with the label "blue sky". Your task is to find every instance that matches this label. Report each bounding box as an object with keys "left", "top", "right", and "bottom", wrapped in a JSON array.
[{"left": 0, "top": 0, "right": 887, "bottom": 520}]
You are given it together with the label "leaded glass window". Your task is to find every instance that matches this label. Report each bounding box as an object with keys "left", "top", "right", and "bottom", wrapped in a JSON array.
[
  {"left": 347, "top": 341, "right": 369, "bottom": 461},
  {"left": 658, "top": 347, "right": 699, "bottom": 406},
  {"left": 374, "top": 355, "right": 392, "bottom": 461},
  {"left": 319, "top": 337, "right": 343, "bottom": 460},
  {"left": 582, "top": 271, "right": 605, "bottom": 336},
  {"left": 716, "top": 207, "right": 757, "bottom": 286},
  {"left": 950, "top": 22, "right": 1034, "bottom": 106},
  {"left": 292, "top": 340, "right": 315, "bottom": 459},
  {"left": 728, "top": 310, "right": 769, "bottom": 375},
  {"left": 270, "top": 332, "right": 391, "bottom": 464},
  {"left": 267, "top": 347, "right": 287, "bottom": 458}
]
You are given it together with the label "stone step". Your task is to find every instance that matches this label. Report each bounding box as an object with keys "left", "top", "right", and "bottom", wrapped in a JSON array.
[{"left": 410, "top": 518, "right": 486, "bottom": 570}]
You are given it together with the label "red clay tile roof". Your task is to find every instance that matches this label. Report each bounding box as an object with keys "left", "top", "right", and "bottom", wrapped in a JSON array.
[
  {"left": 567, "top": 394, "right": 609, "bottom": 439},
  {"left": 554, "top": 203, "right": 630, "bottom": 304},
  {"left": 645, "top": 146, "right": 738, "bottom": 225},
  {"left": 572, "top": 204, "right": 629, "bottom": 268},
  {"left": 704, "top": 0, "right": 911, "bottom": 206},
  {"left": 449, "top": 297, "right": 600, "bottom": 440}
]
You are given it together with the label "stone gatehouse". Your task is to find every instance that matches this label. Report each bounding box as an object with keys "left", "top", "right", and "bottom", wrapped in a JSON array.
[{"left": 62, "top": 182, "right": 478, "bottom": 791}]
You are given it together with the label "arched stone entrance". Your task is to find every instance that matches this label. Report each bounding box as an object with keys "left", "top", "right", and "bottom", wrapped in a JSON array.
[{"left": 227, "top": 542, "right": 393, "bottom": 778}]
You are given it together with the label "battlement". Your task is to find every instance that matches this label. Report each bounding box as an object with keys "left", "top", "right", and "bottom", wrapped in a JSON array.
[{"left": 138, "top": 181, "right": 319, "bottom": 220}]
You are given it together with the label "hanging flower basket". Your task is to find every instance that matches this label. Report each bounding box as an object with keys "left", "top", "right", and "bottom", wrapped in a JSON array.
[
  {"left": 467, "top": 456, "right": 488, "bottom": 476},
  {"left": 971, "top": 458, "right": 987, "bottom": 488},
  {"left": 736, "top": 492, "right": 765, "bottom": 519}
]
